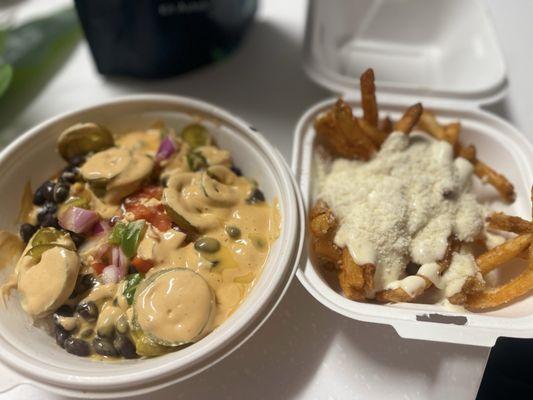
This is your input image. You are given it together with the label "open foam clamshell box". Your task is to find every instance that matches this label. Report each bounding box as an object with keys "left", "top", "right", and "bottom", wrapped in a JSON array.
[{"left": 292, "top": 0, "right": 533, "bottom": 347}]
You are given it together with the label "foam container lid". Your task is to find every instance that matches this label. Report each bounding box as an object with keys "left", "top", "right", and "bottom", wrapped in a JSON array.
[
  {"left": 294, "top": 0, "right": 533, "bottom": 347},
  {"left": 303, "top": 0, "right": 508, "bottom": 104}
]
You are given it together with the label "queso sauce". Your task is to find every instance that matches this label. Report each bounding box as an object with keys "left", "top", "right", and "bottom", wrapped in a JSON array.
[{"left": 0, "top": 122, "right": 280, "bottom": 359}]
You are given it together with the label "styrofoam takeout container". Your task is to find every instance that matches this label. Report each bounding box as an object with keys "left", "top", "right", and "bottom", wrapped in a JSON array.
[
  {"left": 0, "top": 95, "right": 305, "bottom": 398},
  {"left": 293, "top": 0, "right": 533, "bottom": 347}
]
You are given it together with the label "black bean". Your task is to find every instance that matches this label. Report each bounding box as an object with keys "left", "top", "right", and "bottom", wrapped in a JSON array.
[
  {"left": 37, "top": 211, "right": 59, "bottom": 228},
  {"left": 160, "top": 176, "right": 169, "bottom": 187},
  {"left": 113, "top": 335, "right": 137, "bottom": 359},
  {"left": 68, "top": 155, "right": 86, "bottom": 167},
  {"left": 246, "top": 188, "right": 265, "bottom": 204},
  {"left": 93, "top": 336, "right": 118, "bottom": 357},
  {"left": 19, "top": 223, "right": 37, "bottom": 243},
  {"left": 53, "top": 183, "right": 70, "bottom": 203},
  {"left": 69, "top": 231, "right": 85, "bottom": 248},
  {"left": 42, "top": 181, "right": 56, "bottom": 202},
  {"left": 230, "top": 166, "right": 242, "bottom": 176},
  {"left": 32, "top": 185, "right": 46, "bottom": 206},
  {"left": 70, "top": 275, "right": 96, "bottom": 299},
  {"left": 37, "top": 213, "right": 60, "bottom": 229},
  {"left": 59, "top": 171, "right": 76, "bottom": 184},
  {"left": 55, "top": 305, "right": 74, "bottom": 317},
  {"left": 64, "top": 337, "right": 91, "bottom": 357},
  {"left": 76, "top": 301, "right": 98, "bottom": 321},
  {"left": 44, "top": 201, "right": 58, "bottom": 213},
  {"left": 55, "top": 325, "right": 70, "bottom": 348}
]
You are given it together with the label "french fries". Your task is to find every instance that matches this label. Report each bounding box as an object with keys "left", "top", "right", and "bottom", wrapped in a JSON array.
[
  {"left": 476, "top": 233, "right": 532, "bottom": 274},
  {"left": 338, "top": 249, "right": 366, "bottom": 301},
  {"left": 375, "top": 236, "right": 460, "bottom": 303},
  {"left": 360, "top": 68, "right": 378, "bottom": 127},
  {"left": 418, "top": 110, "right": 516, "bottom": 203},
  {"left": 465, "top": 187, "right": 533, "bottom": 310},
  {"left": 488, "top": 212, "right": 533, "bottom": 234},
  {"left": 309, "top": 201, "right": 342, "bottom": 268},
  {"left": 394, "top": 103, "right": 423, "bottom": 134},
  {"left": 379, "top": 116, "right": 393, "bottom": 135},
  {"left": 310, "top": 68, "right": 527, "bottom": 311}
]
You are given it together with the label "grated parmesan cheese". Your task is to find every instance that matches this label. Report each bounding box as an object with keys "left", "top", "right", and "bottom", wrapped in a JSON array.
[{"left": 317, "top": 131, "right": 485, "bottom": 297}]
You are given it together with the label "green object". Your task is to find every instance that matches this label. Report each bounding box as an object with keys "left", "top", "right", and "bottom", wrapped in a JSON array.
[
  {"left": 25, "top": 243, "right": 68, "bottom": 261},
  {"left": 194, "top": 237, "right": 220, "bottom": 253},
  {"left": 108, "top": 222, "right": 126, "bottom": 245},
  {"left": 109, "top": 220, "right": 146, "bottom": 258},
  {"left": 57, "top": 123, "right": 114, "bottom": 162},
  {"left": 123, "top": 273, "right": 143, "bottom": 305},
  {"left": 121, "top": 220, "right": 146, "bottom": 258},
  {"left": 186, "top": 151, "right": 207, "bottom": 172},
  {"left": 0, "top": 64, "right": 12, "bottom": 98},
  {"left": 129, "top": 329, "right": 172, "bottom": 357},
  {"left": 225, "top": 225, "right": 241, "bottom": 240},
  {"left": 180, "top": 124, "right": 211, "bottom": 149},
  {"left": 0, "top": 8, "right": 80, "bottom": 97},
  {"left": 63, "top": 197, "right": 90, "bottom": 209},
  {"left": 31, "top": 227, "right": 64, "bottom": 246}
]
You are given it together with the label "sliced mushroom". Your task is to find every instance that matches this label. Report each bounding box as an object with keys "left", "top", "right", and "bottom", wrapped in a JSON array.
[{"left": 57, "top": 123, "right": 114, "bottom": 162}]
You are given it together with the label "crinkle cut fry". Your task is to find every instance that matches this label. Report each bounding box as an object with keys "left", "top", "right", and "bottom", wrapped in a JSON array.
[{"left": 375, "top": 236, "right": 460, "bottom": 303}]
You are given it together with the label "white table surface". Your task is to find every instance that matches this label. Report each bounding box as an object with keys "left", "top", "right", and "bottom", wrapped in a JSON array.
[{"left": 1, "top": 0, "right": 532, "bottom": 399}]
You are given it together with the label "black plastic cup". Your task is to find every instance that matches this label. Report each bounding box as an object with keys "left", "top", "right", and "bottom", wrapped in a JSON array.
[{"left": 74, "top": 0, "right": 257, "bottom": 78}]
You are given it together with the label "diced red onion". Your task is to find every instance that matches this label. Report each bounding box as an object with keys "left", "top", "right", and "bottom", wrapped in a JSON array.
[
  {"left": 111, "top": 245, "right": 128, "bottom": 279},
  {"left": 58, "top": 206, "right": 99, "bottom": 234},
  {"left": 101, "top": 265, "right": 120, "bottom": 284},
  {"left": 155, "top": 136, "right": 177, "bottom": 162},
  {"left": 93, "top": 220, "right": 110, "bottom": 235}
]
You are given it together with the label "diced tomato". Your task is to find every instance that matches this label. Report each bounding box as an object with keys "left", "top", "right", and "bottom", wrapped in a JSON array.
[
  {"left": 91, "top": 262, "right": 106, "bottom": 275},
  {"left": 131, "top": 256, "right": 154, "bottom": 273},
  {"left": 124, "top": 202, "right": 172, "bottom": 231},
  {"left": 125, "top": 186, "right": 163, "bottom": 204}
]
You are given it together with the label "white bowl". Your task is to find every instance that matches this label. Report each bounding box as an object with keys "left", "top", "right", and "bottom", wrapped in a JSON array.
[{"left": 0, "top": 95, "right": 305, "bottom": 397}]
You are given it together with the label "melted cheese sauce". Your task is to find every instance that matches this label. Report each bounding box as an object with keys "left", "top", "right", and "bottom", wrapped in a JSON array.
[
  {"left": 318, "top": 131, "right": 485, "bottom": 297},
  {"left": 2, "top": 126, "right": 280, "bottom": 358}
]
